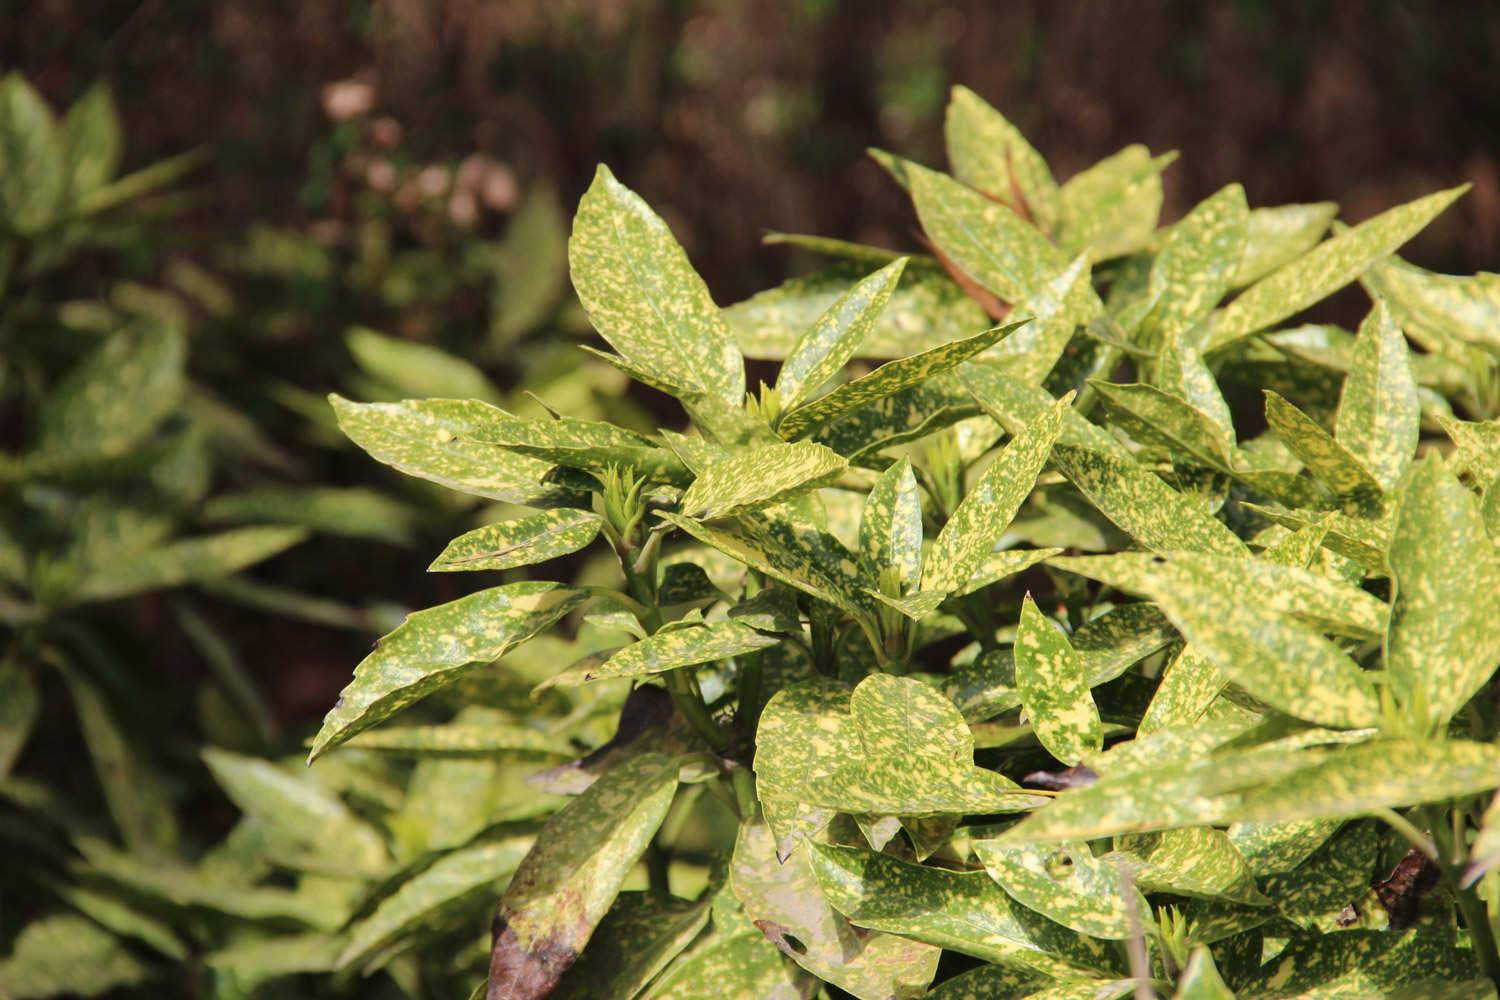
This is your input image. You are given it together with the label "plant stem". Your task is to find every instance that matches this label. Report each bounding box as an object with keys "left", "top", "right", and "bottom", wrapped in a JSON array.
[
  {"left": 644, "top": 841, "right": 670, "bottom": 896},
  {"left": 1373, "top": 807, "right": 1439, "bottom": 862},
  {"left": 1424, "top": 804, "right": 1500, "bottom": 990},
  {"left": 666, "top": 669, "right": 729, "bottom": 754}
]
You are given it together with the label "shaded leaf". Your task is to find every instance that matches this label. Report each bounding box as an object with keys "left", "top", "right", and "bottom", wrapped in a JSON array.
[
  {"left": 0, "top": 660, "right": 38, "bottom": 778},
  {"left": 1264, "top": 390, "right": 1382, "bottom": 497},
  {"left": 1058, "top": 145, "right": 1174, "bottom": 260},
  {"left": 1120, "top": 826, "right": 1267, "bottom": 905},
  {"left": 858, "top": 458, "right": 923, "bottom": 590},
  {"left": 0, "top": 74, "right": 66, "bottom": 233},
  {"left": 430, "top": 509, "right": 601, "bottom": 572},
  {"left": 553, "top": 892, "right": 711, "bottom": 1000},
  {"left": 1172, "top": 945, "right": 1236, "bottom": 1000},
  {"left": 542, "top": 620, "right": 779, "bottom": 688},
  {"left": 347, "top": 326, "right": 500, "bottom": 401},
  {"left": 0, "top": 914, "right": 148, "bottom": 999},
  {"left": 205, "top": 486, "right": 418, "bottom": 545}
]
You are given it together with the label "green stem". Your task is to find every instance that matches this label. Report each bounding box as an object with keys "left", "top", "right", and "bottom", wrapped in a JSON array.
[
  {"left": 666, "top": 669, "right": 728, "bottom": 754},
  {"left": 1424, "top": 805, "right": 1500, "bottom": 990},
  {"left": 643, "top": 841, "right": 670, "bottom": 896},
  {"left": 730, "top": 766, "right": 756, "bottom": 820},
  {"left": 1373, "top": 807, "right": 1439, "bottom": 862}
]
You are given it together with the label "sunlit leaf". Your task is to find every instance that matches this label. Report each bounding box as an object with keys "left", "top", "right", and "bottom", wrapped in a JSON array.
[
  {"left": 945, "top": 85, "right": 1060, "bottom": 233},
  {"left": 542, "top": 620, "right": 779, "bottom": 688},
  {"left": 430, "top": 509, "right": 601, "bottom": 572},
  {"left": 681, "top": 441, "right": 846, "bottom": 519},
  {"left": 1014, "top": 595, "right": 1101, "bottom": 766},
  {"left": 1058, "top": 145, "right": 1174, "bottom": 261},
  {"left": 975, "top": 839, "right": 1145, "bottom": 939},
  {"left": 776, "top": 257, "right": 908, "bottom": 409}
]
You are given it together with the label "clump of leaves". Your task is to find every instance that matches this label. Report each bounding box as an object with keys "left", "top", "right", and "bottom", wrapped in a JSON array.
[{"left": 302, "top": 86, "right": 1500, "bottom": 999}]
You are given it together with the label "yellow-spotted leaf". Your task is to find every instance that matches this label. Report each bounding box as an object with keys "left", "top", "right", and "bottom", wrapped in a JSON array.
[
  {"left": 958, "top": 547, "right": 1063, "bottom": 598},
  {"left": 945, "top": 85, "right": 1060, "bottom": 233},
  {"left": 1139, "top": 645, "right": 1223, "bottom": 735},
  {"left": 1258, "top": 821, "right": 1378, "bottom": 930},
  {"left": 1263, "top": 391, "right": 1382, "bottom": 497},
  {"left": 1118, "top": 826, "right": 1268, "bottom": 906},
  {"left": 1232, "top": 201, "right": 1339, "bottom": 288},
  {"left": 1206, "top": 185, "right": 1467, "bottom": 351},
  {"left": 429, "top": 509, "right": 600, "bottom": 572},
  {"left": 777, "top": 322, "right": 1018, "bottom": 440},
  {"left": 1057, "top": 145, "right": 1175, "bottom": 261},
  {"left": 806, "top": 843, "right": 1122, "bottom": 978},
  {"left": 1015, "top": 595, "right": 1101, "bottom": 766},
  {"left": 1363, "top": 254, "right": 1500, "bottom": 354},
  {"left": 963, "top": 363, "right": 1133, "bottom": 459},
  {"left": 569, "top": 164, "right": 744, "bottom": 406},
  {"left": 488, "top": 753, "right": 679, "bottom": 998},
  {"left": 551, "top": 892, "right": 712, "bottom": 1000},
  {"left": 730, "top": 819, "right": 940, "bottom": 999},
  {"left": 1091, "top": 381, "right": 1235, "bottom": 470},
  {"left": 775, "top": 258, "right": 907, "bottom": 410},
  {"left": 1232, "top": 929, "right": 1479, "bottom": 998},
  {"left": 1387, "top": 453, "right": 1500, "bottom": 730},
  {"left": 985, "top": 255, "right": 1100, "bottom": 385},
  {"left": 974, "top": 839, "right": 1146, "bottom": 940},
  {"left": 308, "top": 581, "right": 585, "bottom": 760},
  {"left": 1148, "top": 183, "right": 1249, "bottom": 344},
  {"left": 680, "top": 441, "right": 846, "bottom": 519},
  {"left": 857, "top": 459, "right": 923, "bottom": 589},
  {"left": 921, "top": 394, "right": 1069, "bottom": 595},
  {"left": 1334, "top": 302, "right": 1419, "bottom": 491},
  {"left": 1156, "top": 337, "right": 1235, "bottom": 444},
  {"left": 541, "top": 621, "right": 779, "bottom": 688},
  {"left": 1172, "top": 946, "right": 1236, "bottom": 1000}
]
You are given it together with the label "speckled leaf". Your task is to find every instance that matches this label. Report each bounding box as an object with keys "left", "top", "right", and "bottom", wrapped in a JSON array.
[
  {"left": 1232, "top": 201, "right": 1338, "bottom": 287},
  {"left": 1070, "top": 603, "right": 1177, "bottom": 686},
  {"left": 1120, "top": 826, "right": 1267, "bottom": 905},
  {"left": 0, "top": 914, "right": 148, "bottom": 999},
  {"left": 453, "top": 407, "right": 688, "bottom": 484},
  {"left": 946, "top": 85, "right": 1060, "bottom": 232},
  {"left": 921, "top": 963, "right": 1047, "bottom": 999},
  {"left": 1228, "top": 819, "right": 1342, "bottom": 878},
  {"left": 552, "top": 892, "right": 711, "bottom": 1000},
  {"left": 858, "top": 458, "right": 923, "bottom": 589},
  {"left": 1206, "top": 185, "right": 1467, "bottom": 351},
  {"left": 726, "top": 263, "right": 989, "bottom": 361},
  {"left": 1363, "top": 254, "right": 1500, "bottom": 353},
  {"left": 958, "top": 547, "right": 1063, "bottom": 597},
  {"left": 1173, "top": 946, "right": 1235, "bottom": 1000},
  {"left": 963, "top": 363, "right": 1133, "bottom": 459},
  {"left": 1050, "top": 445, "right": 1247, "bottom": 556},
  {"left": 662, "top": 511, "right": 876, "bottom": 627},
  {"left": 1234, "top": 929, "right": 1477, "bottom": 998},
  {"left": 1148, "top": 184, "right": 1249, "bottom": 343},
  {"left": 1091, "top": 381, "right": 1234, "bottom": 469},
  {"left": 777, "top": 322, "right": 1016, "bottom": 440},
  {"left": 203, "top": 748, "right": 389, "bottom": 878},
  {"left": 730, "top": 819, "right": 940, "bottom": 999},
  {"left": 1139, "top": 645, "right": 1223, "bottom": 735},
  {"left": 0, "top": 660, "right": 38, "bottom": 778},
  {"left": 643, "top": 923, "right": 812, "bottom": 1000},
  {"left": 1259, "top": 821, "right": 1378, "bottom": 930},
  {"left": 342, "top": 717, "right": 571, "bottom": 756},
  {"left": 542, "top": 621, "right": 779, "bottom": 687},
  {"left": 681, "top": 441, "right": 847, "bottom": 518},
  {"left": 488, "top": 753, "right": 679, "bottom": 999},
  {"left": 975, "top": 839, "right": 1145, "bottom": 939},
  {"left": 806, "top": 843, "right": 1121, "bottom": 978},
  {"left": 28, "top": 321, "right": 185, "bottom": 472},
  {"left": 776, "top": 258, "right": 908, "bottom": 409},
  {"left": 986, "top": 255, "right": 1099, "bottom": 384},
  {"left": 340, "top": 836, "right": 533, "bottom": 969},
  {"left": 1234, "top": 739, "right": 1500, "bottom": 825},
  {"left": 1057, "top": 145, "right": 1173, "bottom": 261},
  {"left": 923, "top": 394, "right": 1069, "bottom": 594},
  {"left": 1156, "top": 338, "right": 1235, "bottom": 443},
  {"left": 1015, "top": 595, "right": 1101, "bottom": 766},
  {"left": 1387, "top": 453, "right": 1500, "bottom": 729},
  {"left": 430, "top": 509, "right": 601, "bottom": 572},
  {"left": 330, "top": 395, "right": 567, "bottom": 504},
  {"left": 911, "top": 162, "right": 1066, "bottom": 303},
  {"left": 1436, "top": 414, "right": 1500, "bottom": 486},
  {"left": 309, "top": 581, "right": 585, "bottom": 760},
  {"left": 569, "top": 164, "right": 744, "bottom": 405},
  {"left": 814, "top": 374, "right": 976, "bottom": 458},
  {"left": 1264, "top": 391, "right": 1382, "bottom": 497},
  {"left": 1244, "top": 499, "right": 1395, "bottom": 572},
  {"left": 1333, "top": 302, "right": 1419, "bottom": 491}
]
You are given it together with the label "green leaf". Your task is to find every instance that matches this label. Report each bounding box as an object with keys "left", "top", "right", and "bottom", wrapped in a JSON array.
[
  {"left": 1387, "top": 453, "right": 1500, "bottom": 730},
  {"left": 813, "top": 373, "right": 977, "bottom": 459},
  {"left": 1437, "top": 414, "right": 1500, "bottom": 486},
  {"left": 922, "top": 393, "right": 1069, "bottom": 594},
  {"left": 1121, "top": 826, "right": 1267, "bottom": 905},
  {"left": 775, "top": 258, "right": 908, "bottom": 409},
  {"left": 205, "top": 486, "right": 417, "bottom": 545},
  {"left": 0, "top": 914, "right": 148, "bottom": 999},
  {"left": 0, "top": 74, "right": 67, "bottom": 234},
  {"left": 29, "top": 321, "right": 186, "bottom": 472},
  {"left": 1232, "top": 201, "right": 1338, "bottom": 287},
  {"left": 1015, "top": 595, "right": 1102, "bottom": 766},
  {"left": 330, "top": 395, "right": 569, "bottom": 504},
  {"left": 945, "top": 85, "right": 1060, "bottom": 233},
  {"left": 964, "top": 364, "right": 1132, "bottom": 459},
  {"left": 50, "top": 883, "right": 187, "bottom": 960},
  {"left": 488, "top": 753, "right": 679, "bottom": 998},
  {"left": 777, "top": 322, "right": 1017, "bottom": 440},
  {"left": 730, "top": 819, "right": 940, "bottom": 999},
  {"left": 922, "top": 963, "right": 1048, "bottom": 999},
  {"left": 643, "top": 922, "right": 812, "bottom": 999},
  {"left": 339, "top": 835, "right": 533, "bottom": 969},
  {"left": 552, "top": 892, "right": 711, "bottom": 1000},
  {"left": 1233, "top": 929, "right": 1477, "bottom": 998},
  {"left": 1091, "top": 381, "right": 1234, "bottom": 470},
  {"left": 341, "top": 706, "right": 571, "bottom": 756},
  {"left": 1156, "top": 338, "right": 1234, "bottom": 443},
  {"left": 1057, "top": 145, "right": 1174, "bottom": 261},
  {"left": 494, "top": 183, "right": 569, "bottom": 342},
  {"left": 1363, "top": 254, "right": 1500, "bottom": 354},
  {"left": 1172, "top": 945, "right": 1236, "bottom": 1000},
  {"left": 1206, "top": 185, "right": 1468, "bottom": 351},
  {"left": 1259, "top": 821, "right": 1378, "bottom": 930},
  {"left": 986, "top": 255, "right": 1100, "bottom": 385},
  {"left": 1139, "top": 645, "right": 1223, "bottom": 735},
  {"left": 1228, "top": 818, "right": 1342, "bottom": 878},
  {"left": 910, "top": 163, "right": 1066, "bottom": 303},
  {"left": 959, "top": 547, "right": 1063, "bottom": 598},
  {"left": 1050, "top": 445, "right": 1247, "bottom": 556},
  {"left": 202, "top": 748, "right": 390, "bottom": 877},
  {"left": 542, "top": 621, "right": 779, "bottom": 688},
  {"left": 430, "top": 509, "right": 600, "bottom": 572},
  {"left": 858, "top": 458, "right": 923, "bottom": 590},
  {"left": 1148, "top": 183, "right": 1249, "bottom": 343},
  {"left": 975, "top": 839, "right": 1146, "bottom": 939},
  {"left": 61, "top": 83, "right": 121, "bottom": 196},
  {"left": 681, "top": 441, "right": 847, "bottom": 518},
  {"left": 68, "top": 526, "right": 308, "bottom": 604},
  {"left": 1333, "top": 302, "right": 1420, "bottom": 491},
  {"left": 60, "top": 667, "right": 177, "bottom": 854},
  {"left": 309, "top": 581, "right": 585, "bottom": 760},
  {"left": 569, "top": 164, "right": 744, "bottom": 406},
  {"left": 346, "top": 326, "right": 500, "bottom": 401},
  {"left": 0, "top": 660, "right": 38, "bottom": 778},
  {"left": 1264, "top": 390, "right": 1382, "bottom": 497},
  {"left": 726, "top": 263, "right": 989, "bottom": 361},
  {"left": 806, "top": 843, "right": 1121, "bottom": 978},
  {"left": 204, "top": 935, "right": 342, "bottom": 989}
]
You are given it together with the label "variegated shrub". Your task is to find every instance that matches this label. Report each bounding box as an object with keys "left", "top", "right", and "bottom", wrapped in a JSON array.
[{"left": 308, "top": 87, "right": 1500, "bottom": 999}]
